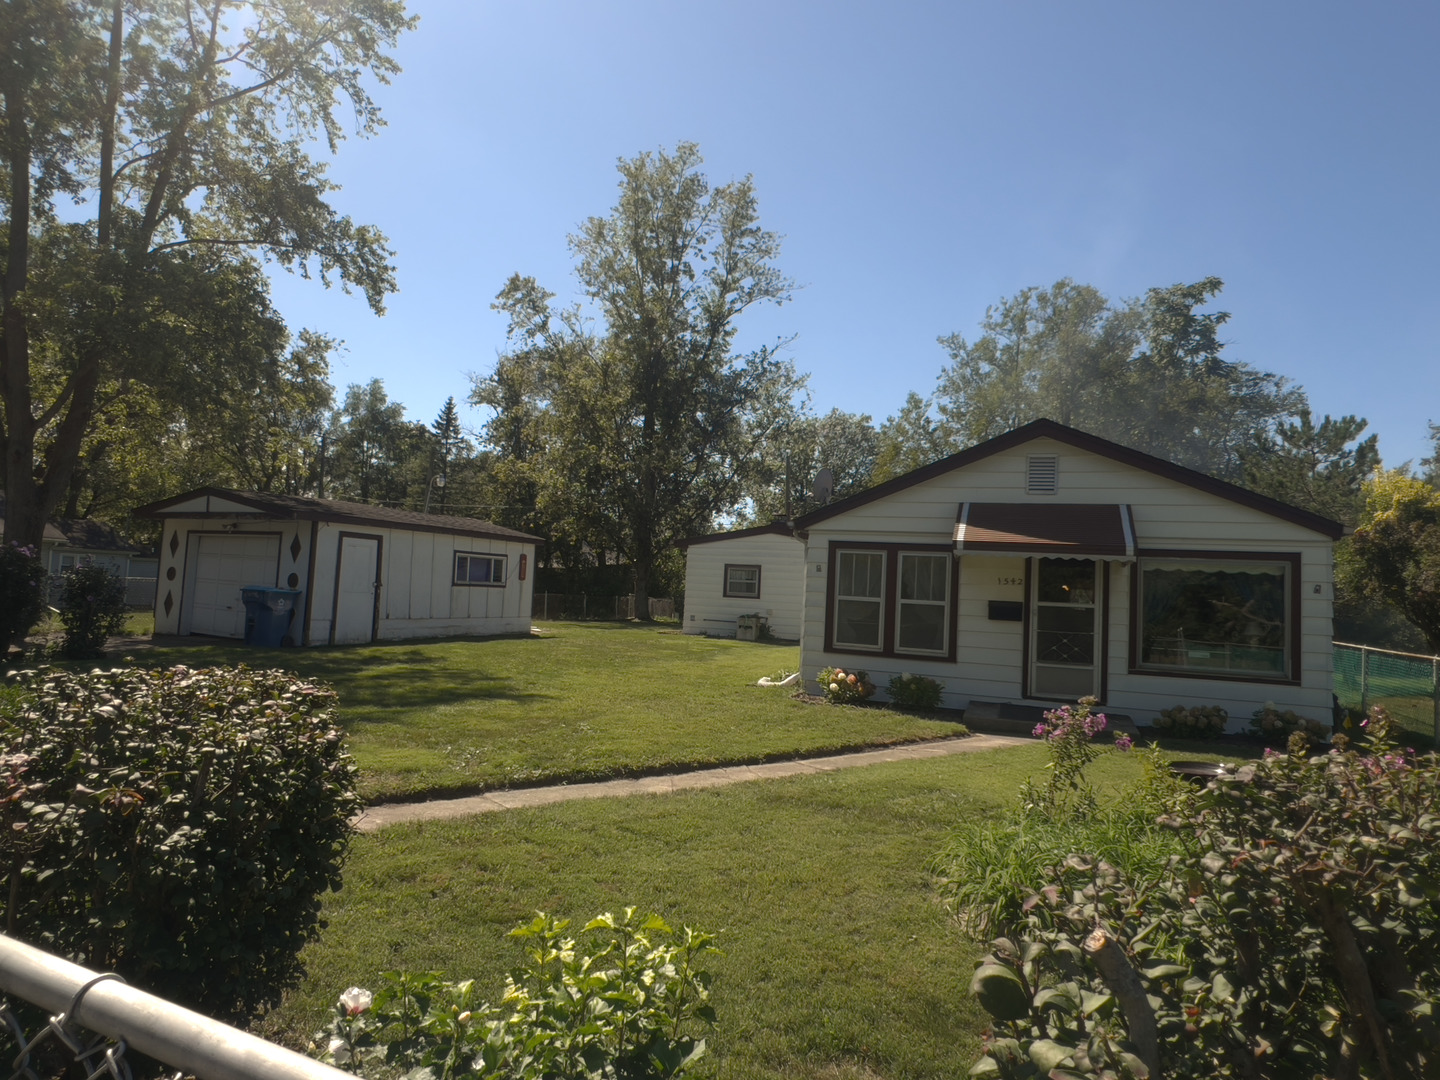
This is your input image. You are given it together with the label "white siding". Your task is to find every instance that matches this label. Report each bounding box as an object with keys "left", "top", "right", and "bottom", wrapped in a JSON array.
[
  {"left": 154, "top": 515, "right": 534, "bottom": 646},
  {"left": 798, "top": 438, "right": 1336, "bottom": 727},
  {"left": 682, "top": 532, "right": 806, "bottom": 639}
]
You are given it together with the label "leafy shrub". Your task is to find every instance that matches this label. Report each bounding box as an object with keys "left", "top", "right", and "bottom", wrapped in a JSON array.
[
  {"left": 816, "top": 666, "right": 875, "bottom": 704},
  {"left": 56, "top": 560, "right": 128, "bottom": 659},
  {"left": 1249, "top": 699, "right": 1328, "bottom": 744},
  {"left": 315, "top": 908, "right": 718, "bottom": 1079},
  {"left": 966, "top": 706, "right": 1440, "bottom": 1079},
  {"left": 0, "top": 664, "right": 360, "bottom": 1023},
  {"left": 1153, "top": 702, "right": 1228, "bottom": 739},
  {"left": 886, "top": 672, "right": 943, "bottom": 710},
  {"left": 0, "top": 542, "right": 46, "bottom": 653}
]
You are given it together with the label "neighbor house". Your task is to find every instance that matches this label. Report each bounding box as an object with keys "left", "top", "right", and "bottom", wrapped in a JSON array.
[
  {"left": 135, "top": 488, "right": 542, "bottom": 645},
  {"left": 0, "top": 499, "right": 158, "bottom": 605},
  {"left": 791, "top": 419, "right": 1344, "bottom": 730},
  {"left": 680, "top": 522, "right": 805, "bottom": 640}
]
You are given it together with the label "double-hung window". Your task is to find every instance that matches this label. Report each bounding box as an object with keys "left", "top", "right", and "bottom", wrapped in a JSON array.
[
  {"left": 896, "top": 553, "right": 950, "bottom": 654},
  {"left": 1135, "top": 556, "right": 1293, "bottom": 679},
  {"left": 833, "top": 550, "right": 885, "bottom": 650},
  {"left": 724, "top": 564, "right": 761, "bottom": 598},
  {"left": 454, "top": 552, "right": 506, "bottom": 586}
]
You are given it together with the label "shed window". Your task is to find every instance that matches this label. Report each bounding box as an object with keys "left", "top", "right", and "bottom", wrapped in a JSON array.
[
  {"left": 1136, "top": 557, "right": 1291, "bottom": 678},
  {"left": 724, "top": 564, "right": 761, "bottom": 598},
  {"left": 455, "top": 552, "right": 506, "bottom": 587}
]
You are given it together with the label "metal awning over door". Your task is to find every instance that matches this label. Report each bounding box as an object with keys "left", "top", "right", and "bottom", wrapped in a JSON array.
[{"left": 954, "top": 503, "right": 1135, "bottom": 559}]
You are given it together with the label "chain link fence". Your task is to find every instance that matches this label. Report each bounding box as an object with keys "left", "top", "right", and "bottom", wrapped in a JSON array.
[
  {"left": 531, "top": 593, "right": 676, "bottom": 621},
  {"left": 1334, "top": 642, "right": 1440, "bottom": 745}
]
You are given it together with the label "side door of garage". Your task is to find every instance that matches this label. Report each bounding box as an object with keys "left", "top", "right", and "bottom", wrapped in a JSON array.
[
  {"left": 189, "top": 534, "right": 280, "bottom": 638},
  {"left": 332, "top": 534, "right": 381, "bottom": 645}
]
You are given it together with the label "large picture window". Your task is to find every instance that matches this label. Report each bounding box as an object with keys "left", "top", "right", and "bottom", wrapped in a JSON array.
[
  {"left": 1136, "top": 557, "right": 1291, "bottom": 678},
  {"left": 897, "top": 553, "right": 950, "bottom": 654},
  {"left": 455, "top": 552, "right": 506, "bottom": 587},
  {"left": 834, "top": 550, "right": 885, "bottom": 650},
  {"left": 724, "top": 564, "right": 761, "bottom": 598}
]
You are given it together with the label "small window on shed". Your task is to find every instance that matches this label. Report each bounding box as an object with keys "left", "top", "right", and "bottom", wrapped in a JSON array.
[
  {"left": 724, "top": 564, "right": 761, "bottom": 599},
  {"left": 1026, "top": 454, "right": 1059, "bottom": 494},
  {"left": 454, "top": 552, "right": 506, "bottom": 586}
]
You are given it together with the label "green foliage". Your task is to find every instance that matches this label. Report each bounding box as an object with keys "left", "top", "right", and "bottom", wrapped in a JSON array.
[
  {"left": 1153, "top": 704, "right": 1229, "bottom": 740},
  {"left": 743, "top": 407, "right": 879, "bottom": 523},
  {"left": 1249, "top": 700, "right": 1328, "bottom": 744},
  {"left": 0, "top": 543, "right": 46, "bottom": 652},
  {"left": 1350, "top": 469, "right": 1440, "bottom": 652},
  {"left": 931, "top": 277, "right": 1304, "bottom": 481},
  {"left": 1240, "top": 408, "right": 1378, "bottom": 526},
  {"left": 871, "top": 391, "right": 949, "bottom": 483},
  {"left": 0, "top": 0, "right": 410, "bottom": 551},
  {"left": 886, "top": 672, "right": 944, "bottom": 710},
  {"left": 967, "top": 707, "right": 1440, "bottom": 1079},
  {"left": 816, "top": 666, "right": 875, "bottom": 704},
  {"left": 314, "top": 908, "right": 718, "bottom": 1079},
  {"left": 55, "top": 561, "right": 128, "bottom": 659},
  {"left": 0, "top": 664, "right": 360, "bottom": 1023},
  {"left": 478, "top": 142, "right": 794, "bottom": 612}
]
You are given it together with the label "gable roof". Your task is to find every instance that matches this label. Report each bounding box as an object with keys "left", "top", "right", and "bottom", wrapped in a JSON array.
[
  {"left": 133, "top": 487, "right": 545, "bottom": 544},
  {"left": 0, "top": 499, "right": 132, "bottom": 549},
  {"left": 792, "top": 419, "right": 1345, "bottom": 540},
  {"left": 680, "top": 521, "right": 795, "bottom": 550}
]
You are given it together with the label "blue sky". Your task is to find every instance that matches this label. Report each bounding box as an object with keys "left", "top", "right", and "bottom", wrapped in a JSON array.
[{"left": 265, "top": 0, "right": 1440, "bottom": 468}]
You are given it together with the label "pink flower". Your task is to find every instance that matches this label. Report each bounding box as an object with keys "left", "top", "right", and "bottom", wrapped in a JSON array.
[
  {"left": 1032, "top": 722, "right": 1047, "bottom": 738},
  {"left": 1114, "top": 733, "right": 1134, "bottom": 752},
  {"left": 846, "top": 674, "right": 857, "bottom": 685}
]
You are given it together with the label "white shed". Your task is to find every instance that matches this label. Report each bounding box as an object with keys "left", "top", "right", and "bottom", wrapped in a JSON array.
[
  {"left": 680, "top": 523, "right": 805, "bottom": 640},
  {"left": 791, "top": 420, "right": 1344, "bottom": 730},
  {"left": 135, "top": 488, "right": 542, "bottom": 645}
]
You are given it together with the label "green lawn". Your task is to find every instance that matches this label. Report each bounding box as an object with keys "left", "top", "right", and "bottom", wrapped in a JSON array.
[
  {"left": 260, "top": 743, "right": 1234, "bottom": 1079},
  {"left": 133, "top": 622, "right": 967, "bottom": 802}
]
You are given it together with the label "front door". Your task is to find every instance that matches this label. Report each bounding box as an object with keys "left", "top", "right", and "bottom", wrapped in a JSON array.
[
  {"left": 332, "top": 536, "right": 380, "bottom": 645},
  {"left": 1029, "top": 557, "right": 1101, "bottom": 700}
]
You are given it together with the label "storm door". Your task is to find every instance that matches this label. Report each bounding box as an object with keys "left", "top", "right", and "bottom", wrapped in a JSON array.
[{"left": 1029, "top": 557, "right": 1101, "bottom": 700}]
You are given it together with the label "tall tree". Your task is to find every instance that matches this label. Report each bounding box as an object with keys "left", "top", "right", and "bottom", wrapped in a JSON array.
[
  {"left": 1240, "top": 410, "right": 1379, "bottom": 527},
  {"left": 743, "top": 407, "right": 878, "bottom": 523},
  {"left": 930, "top": 277, "right": 1301, "bottom": 481},
  {"left": 1, "top": 0, "right": 411, "bottom": 551},
  {"left": 428, "top": 396, "right": 471, "bottom": 514},
  {"left": 324, "top": 379, "right": 425, "bottom": 507},
  {"left": 871, "top": 392, "right": 949, "bottom": 483},
  {"left": 1349, "top": 470, "right": 1440, "bottom": 653},
  {"left": 481, "top": 143, "right": 793, "bottom": 613}
]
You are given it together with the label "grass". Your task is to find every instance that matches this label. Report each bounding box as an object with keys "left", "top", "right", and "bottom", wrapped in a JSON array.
[
  {"left": 261, "top": 742, "right": 1241, "bottom": 1079},
  {"left": 123, "top": 622, "right": 967, "bottom": 802}
]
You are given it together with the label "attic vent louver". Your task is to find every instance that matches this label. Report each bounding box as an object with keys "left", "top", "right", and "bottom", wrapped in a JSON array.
[{"left": 1026, "top": 454, "right": 1059, "bottom": 494}]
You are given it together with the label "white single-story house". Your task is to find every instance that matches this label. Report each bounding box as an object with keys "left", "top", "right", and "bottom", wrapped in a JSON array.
[
  {"left": 680, "top": 522, "right": 805, "bottom": 640},
  {"left": 134, "top": 488, "right": 542, "bottom": 645},
  {"left": 1, "top": 499, "right": 159, "bottom": 605},
  {"left": 790, "top": 419, "right": 1345, "bottom": 730}
]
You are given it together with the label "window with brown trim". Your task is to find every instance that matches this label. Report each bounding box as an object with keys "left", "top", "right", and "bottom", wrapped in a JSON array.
[
  {"left": 723, "top": 564, "right": 761, "bottom": 598},
  {"left": 1133, "top": 554, "right": 1294, "bottom": 680},
  {"left": 825, "top": 542, "right": 957, "bottom": 659}
]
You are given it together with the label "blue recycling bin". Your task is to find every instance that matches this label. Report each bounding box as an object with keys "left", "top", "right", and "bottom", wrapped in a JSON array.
[{"left": 241, "top": 587, "right": 303, "bottom": 647}]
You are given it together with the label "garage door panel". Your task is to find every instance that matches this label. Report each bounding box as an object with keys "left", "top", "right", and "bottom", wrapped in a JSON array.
[{"left": 190, "top": 535, "right": 280, "bottom": 638}]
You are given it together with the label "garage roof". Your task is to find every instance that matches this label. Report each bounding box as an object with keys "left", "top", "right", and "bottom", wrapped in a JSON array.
[{"left": 133, "top": 487, "right": 544, "bottom": 544}]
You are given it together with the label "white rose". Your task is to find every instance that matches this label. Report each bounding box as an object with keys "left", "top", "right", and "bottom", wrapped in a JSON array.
[{"left": 339, "top": 986, "right": 373, "bottom": 1015}]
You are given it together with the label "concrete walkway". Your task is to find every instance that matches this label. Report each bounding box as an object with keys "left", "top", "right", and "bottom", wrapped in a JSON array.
[{"left": 354, "top": 733, "right": 1029, "bottom": 832}]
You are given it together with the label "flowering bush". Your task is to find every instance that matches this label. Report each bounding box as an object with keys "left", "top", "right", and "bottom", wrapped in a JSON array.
[
  {"left": 1020, "top": 697, "right": 1132, "bottom": 819},
  {"left": 315, "top": 908, "right": 718, "bottom": 1079},
  {"left": 816, "top": 666, "right": 875, "bottom": 705},
  {"left": 887, "top": 672, "right": 943, "bottom": 711},
  {"left": 967, "top": 705, "right": 1440, "bottom": 1080},
  {"left": 0, "top": 542, "right": 46, "bottom": 653},
  {"left": 1153, "top": 703, "right": 1229, "bottom": 739},
  {"left": 57, "top": 560, "right": 128, "bottom": 659},
  {"left": 1249, "top": 700, "right": 1328, "bottom": 744}
]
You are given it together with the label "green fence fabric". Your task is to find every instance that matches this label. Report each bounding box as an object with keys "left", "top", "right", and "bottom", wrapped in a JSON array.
[{"left": 1334, "top": 643, "right": 1439, "bottom": 744}]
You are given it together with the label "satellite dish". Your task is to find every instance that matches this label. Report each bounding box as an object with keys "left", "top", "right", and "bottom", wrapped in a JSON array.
[{"left": 812, "top": 468, "right": 834, "bottom": 505}]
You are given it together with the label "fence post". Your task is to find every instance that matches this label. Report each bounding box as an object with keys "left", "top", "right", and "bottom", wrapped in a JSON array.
[
  {"left": 1359, "top": 646, "right": 1370, "bottom": 715},
  {"left": 1433, "top": 656, "right": 1439, "bottom": 746}
]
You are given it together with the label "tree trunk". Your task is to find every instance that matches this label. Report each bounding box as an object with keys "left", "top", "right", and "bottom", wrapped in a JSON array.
[{"left": 632, "top": 559, "right": 651, "bottom": 622}]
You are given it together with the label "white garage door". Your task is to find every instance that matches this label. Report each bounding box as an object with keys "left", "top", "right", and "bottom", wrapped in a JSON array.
[{"left": 189, "top": 534, "right": 280, "bottom": 638}]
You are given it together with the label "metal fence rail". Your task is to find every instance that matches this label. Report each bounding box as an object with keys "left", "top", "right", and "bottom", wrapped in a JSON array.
[
  {"left": 1334, "top": 641, "right": 1440, "bottom": 745},
  {"left": 0, "top": 934, "right": 345, "bottom": 1080}
]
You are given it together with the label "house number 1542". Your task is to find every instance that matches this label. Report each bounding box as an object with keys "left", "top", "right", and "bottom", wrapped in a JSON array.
[{"left": 996, "top": 576, "right": 1023, "bottom": 586}]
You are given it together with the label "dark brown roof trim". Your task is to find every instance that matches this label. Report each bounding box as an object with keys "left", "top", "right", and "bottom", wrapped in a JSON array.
[
  {"left": 679, "top": 522, "right": 795, "bottom": 550},
  {"left": 793, "top": 419, "right": 1344, "bottom": 540},
  {"left": 133, "top": 486, "right": 545, "bottom": 545}
]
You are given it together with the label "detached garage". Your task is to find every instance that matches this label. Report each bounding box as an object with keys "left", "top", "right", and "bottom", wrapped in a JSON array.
[{"left": 135, "top": 488, "right": 542, "bottom": 645}]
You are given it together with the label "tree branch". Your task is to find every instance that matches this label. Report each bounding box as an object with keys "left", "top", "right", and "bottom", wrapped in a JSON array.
[{"left": 1083, "top": 928, "right": 1161, "bottom": 1079}]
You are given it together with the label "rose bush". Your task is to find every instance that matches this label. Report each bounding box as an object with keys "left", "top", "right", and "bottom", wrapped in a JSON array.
[{"left": 816, "top": 666, "right": 875, "bottom": 705}]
